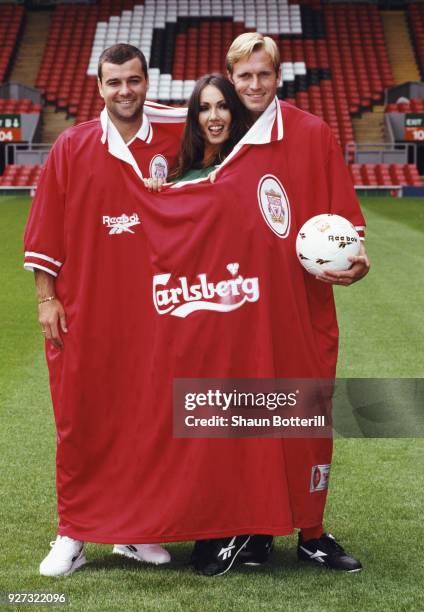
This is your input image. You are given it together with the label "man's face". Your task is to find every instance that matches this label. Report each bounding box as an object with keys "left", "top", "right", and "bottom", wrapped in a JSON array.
[
  {"left": 229, "top": 49, "right": 280, "bottom": 119},
  {"left": 98, "top": 57, "right": 148, "bottom": 125}
]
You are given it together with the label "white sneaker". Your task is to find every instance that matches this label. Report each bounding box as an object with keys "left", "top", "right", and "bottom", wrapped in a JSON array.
[
  {"left": 113, "top": 544, "right": 171, "bottom": 565},
  {"left": 39, "top": 535, "right": 86, "bottom": 577}
]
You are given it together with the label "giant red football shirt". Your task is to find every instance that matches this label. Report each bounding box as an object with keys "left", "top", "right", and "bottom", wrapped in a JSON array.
[
  {"left": 24, "top": 100, "right": 365, "bottom": 543},
  {"left": 127, "top": 99, "right": 366, "bottom": 540}
]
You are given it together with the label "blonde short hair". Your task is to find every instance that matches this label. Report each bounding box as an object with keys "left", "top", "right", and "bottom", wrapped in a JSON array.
[{"left": 226, "top": 32, "right": 280, "bottom": 75}]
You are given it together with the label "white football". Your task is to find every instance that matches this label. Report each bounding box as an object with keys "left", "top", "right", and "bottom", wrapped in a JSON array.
[{"left": 296, "top": 214, "right": 360, "bottom": 275}]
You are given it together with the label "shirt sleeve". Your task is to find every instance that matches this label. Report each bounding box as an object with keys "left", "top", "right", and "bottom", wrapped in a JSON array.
[
  {"left": 23, "top": 134, "right": 69, "bottom": 276},
  {"left": 324, "top": 126, "right": 366, "bottom": 239}
]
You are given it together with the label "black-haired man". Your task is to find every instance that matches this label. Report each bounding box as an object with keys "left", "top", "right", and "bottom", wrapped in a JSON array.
[{"left": 25, "top": 44, "right": 184, "bottom": 576}]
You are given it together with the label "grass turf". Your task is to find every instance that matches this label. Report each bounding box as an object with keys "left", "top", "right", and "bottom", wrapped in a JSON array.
[{"left": 0, "top": 196, "right": 423, "bottom": 611}]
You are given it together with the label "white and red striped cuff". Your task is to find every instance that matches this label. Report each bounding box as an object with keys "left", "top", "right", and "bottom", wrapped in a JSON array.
[
  {"left": 24, "top": 251, "right": 62, "bottom": 277},
  {"left": 355, "top": 226, "right": 365, "bottom": 240}
]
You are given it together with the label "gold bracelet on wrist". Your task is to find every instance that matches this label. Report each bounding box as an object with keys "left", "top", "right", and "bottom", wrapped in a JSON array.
[{"left": 38, "top": 296, "right": 56, "bottom": 305}]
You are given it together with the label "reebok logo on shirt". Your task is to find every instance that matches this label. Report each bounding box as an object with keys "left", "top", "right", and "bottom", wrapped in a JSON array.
[{"left": 102, "top": 213, "right": 141, "bottom": 235}]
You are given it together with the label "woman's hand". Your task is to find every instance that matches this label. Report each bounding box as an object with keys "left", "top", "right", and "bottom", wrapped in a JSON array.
[
  {"left": 143, "top": 177, "right": 165, "bottom": 192},
  {"left": 208, "top": 169, "right": 218, "bottom": 183}
]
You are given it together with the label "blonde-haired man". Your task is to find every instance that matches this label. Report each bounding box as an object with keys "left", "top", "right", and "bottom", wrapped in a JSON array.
[
  {"left": 193, "top": 32, "right": 368, "bottom": 577},
  {"left": 226, "top": 32, "right": 281, "bottom": 119}
]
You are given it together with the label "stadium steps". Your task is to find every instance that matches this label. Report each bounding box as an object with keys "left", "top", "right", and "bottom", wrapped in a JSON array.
[
  {"left": 381, "top": 10, "right": 421, "bottom": 84},
  {"left": 9, "top": 10, "right": 52, "bottom": 86},
  {"left": 41, "top": 105, "right": 74, "bottom": 143},
  {"left": 352, "top": 105, "right": 385, "bottom": 144}
]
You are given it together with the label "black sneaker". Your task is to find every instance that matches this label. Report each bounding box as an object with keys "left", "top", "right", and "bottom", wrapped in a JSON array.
[
  {"left": 238, "top": 535, "right": 274, "bottom": 566},
  {"left": 193, "top": 535, "right": 251, "bottom": 576},
  {"left": 297, "top": 532, "right": 362, "bottom": 572},
  {"left": 191, "top": 540, "right": 211, "bottom": 569}
]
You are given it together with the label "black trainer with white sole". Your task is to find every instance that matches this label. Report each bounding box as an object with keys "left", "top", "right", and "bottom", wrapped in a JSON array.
[
  {"left": 297, "top": 532, "right": 362, "bottom": 572},
  {"left": 238, "top": 535, "right": 274, "bottom": 566},
  {"left": 193, "top": 535, "right": 251, "bottom": 577},
  {"left": 191, "top": 540, "right": 210, "bottom": 568}
]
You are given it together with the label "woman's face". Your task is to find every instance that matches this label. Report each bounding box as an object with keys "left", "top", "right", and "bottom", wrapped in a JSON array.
[{"left": 198, "top": 84, "right": 232, "bottom": 147}]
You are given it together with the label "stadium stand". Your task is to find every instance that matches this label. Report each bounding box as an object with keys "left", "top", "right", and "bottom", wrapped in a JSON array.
[
  {"left": 407, "top": 3, "right": 424, "bottom": 79},
  {"left": 0, "top": 164, "right": 42, "bottom": 187},
  {"left": 32, "top": 0, "right": 396, "bottom": 150},
  {"left": 35, "top": 4, "right": 98, "bottom": 109},
  {"left": 385, "top": 98, "right": 424, "bottom": 112},
  {"left": 383, "top": 7, "right": 421, "bottom": 85},
  {"left": 0, "top": 1, "right": 422, "bottom": 190},
  {"left": 348, "top": 163, "right": 423, "bottom": 188},
  {"left": 323, "top": 4, "right": 393, "bottom": 114},
  {"left": 0, "top": 99, "right": 42, "bottom": 113},
  {"left": 0, "top": 4, "right": 24, "bottom": 84}
]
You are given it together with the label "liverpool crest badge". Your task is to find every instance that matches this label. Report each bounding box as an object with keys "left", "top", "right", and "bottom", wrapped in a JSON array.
[
  {"left": 257, "top": 175, "right": 291, "bottom": 238},
  {"left": 266, "top": 188, "right": 285, "bottom": 224},
  {"left": 149, "top": 154, "right": 168, "bottom": 179}
]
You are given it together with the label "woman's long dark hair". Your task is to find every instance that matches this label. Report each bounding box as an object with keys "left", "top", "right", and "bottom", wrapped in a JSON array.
[{"left": 169, "top": 74, "right": 251, "bottom": 180}]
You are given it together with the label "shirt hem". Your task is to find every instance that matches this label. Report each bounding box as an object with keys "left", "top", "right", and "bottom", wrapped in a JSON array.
[{"left": 58, "top": 525, "right": 295, "bottom": 544}]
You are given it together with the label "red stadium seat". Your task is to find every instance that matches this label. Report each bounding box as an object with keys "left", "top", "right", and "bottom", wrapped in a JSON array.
[
  {"left": 0, "top": 5, "right": 24, "bottom": 82},
  {"left": 408, "top": 4, "right": 424, "bottom": 77},
  {"left": 347, "top": 163, "right": 421, "bottom": 187},
  {"left": 0, "top": 165, "right": 43, "bottom": 187}
]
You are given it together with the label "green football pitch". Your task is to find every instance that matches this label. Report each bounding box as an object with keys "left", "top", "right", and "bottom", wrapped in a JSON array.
[{"left": 0, "top": 196, "right": 423, "bottom": 611}]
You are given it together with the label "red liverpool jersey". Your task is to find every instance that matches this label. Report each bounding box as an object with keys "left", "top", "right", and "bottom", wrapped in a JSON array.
[
  {"left": 129, "top": 100, "right": 366, "bottom": 540},
  {"left": 24, "top": 101, "right": 365, "bottom": 543}
]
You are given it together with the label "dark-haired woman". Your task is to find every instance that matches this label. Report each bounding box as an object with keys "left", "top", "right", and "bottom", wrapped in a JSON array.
[
  {"left": 144, "top": 73, "right": 250, "bottom": 191},
  {"left": 144, "top": 75, "right": 261, "bottom": 575}
]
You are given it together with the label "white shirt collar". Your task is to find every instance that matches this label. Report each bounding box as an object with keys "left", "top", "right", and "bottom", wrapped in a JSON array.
[
  {"left": 144, "top": 100, "right": 188, "bottom": 122},
  {"left": 99, "top": 98, "right": 283, "bottom": 184},
  {"left": 100, "top": 107, "right": 152, "bottom": 143},
  {"left": 127, "top": 112, "right": 152, "bottom": 145},
  {"left": 100, "top": 107, "right": 153, "bottom": 179},
  {"left": 208, "top": 97, "right": 283, "bottom": 171}
]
